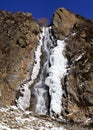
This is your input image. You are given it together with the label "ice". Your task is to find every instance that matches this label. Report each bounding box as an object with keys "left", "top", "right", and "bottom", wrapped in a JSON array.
[
  {"left": 33, "top": 27, "right": 52, "bottom": 114},
  {"left": 34, "top": 82, "right": 48, "bottom": 114},
  {"left": 17, "top": 83, "right": 31, "bottom": 111},
  {"left": 16, "top": 27, "right": 67, "bottom": 118},
  {"left": 31, "top": 36, "right": 42, "bottom": 81},
  {"left": 45, "top": 39, "right": 67, "bottom": 116}
]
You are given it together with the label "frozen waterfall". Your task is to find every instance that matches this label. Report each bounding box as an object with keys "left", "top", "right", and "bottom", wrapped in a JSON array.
[
  {"left": 15, "top": 26, "right": 67, "bottom": 118},
  {"left": 45, "top": 39, "right": 67, "bottom": 117},
  {"left": 33, "top": 27, "right": 67, "bottom": 116},
  {"left": 33, "top": 27, "right": 53, "bottom": 114}
]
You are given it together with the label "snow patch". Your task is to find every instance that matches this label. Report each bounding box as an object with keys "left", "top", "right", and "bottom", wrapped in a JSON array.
[
  {"left": 31, "top": 32, "right": 43, "bottom": 81},
  {"left": 72, "top": 32, "right": 76, "bottom": 36},
  {"left": 0, "top": 105, "right": 66, "bottom": 130},
  {"left": 75, "top": 53, "right": 84, "bottom": 61},
  {"left": 0, "top": 122, "right": 10, "bottom": 130},
  {"left": 16, "top": 83, "right": 31, "bottom": 111}
]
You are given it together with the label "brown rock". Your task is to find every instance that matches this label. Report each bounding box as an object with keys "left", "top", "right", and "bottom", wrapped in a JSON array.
[
  {"left": 0, "top": 10, "right": 40, "bottom": 107},
  {"left": 52, "top": 8, "right": 78, "bottom": 39},
  {"left": 62, "top": 18, "right": 93, "bottom": 123}
]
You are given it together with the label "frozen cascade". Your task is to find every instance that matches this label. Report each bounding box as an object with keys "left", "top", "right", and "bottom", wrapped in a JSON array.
[
  {"left": 33, "top": 27, "right": 67, "bottom": 117},
  {"left": 16, "top": 26, "right": 67, "bottom": 118},
  {"left": 45, "top": 40, "right": 67, "bottom": 117},
  {"left": 33, "top": 27, "right": 54, "bottom": 114}
]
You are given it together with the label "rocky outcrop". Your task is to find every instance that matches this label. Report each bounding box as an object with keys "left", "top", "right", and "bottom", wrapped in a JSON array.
[
  {"left": 65, "top": 21, "right": 93, "bottom": 122},
  {"left": 0, "top": 11, "right": 40, "bottom": 107},
  {"left": 52, "top": 8, "right": 78, "bottom": 39},
  {"left": 52, "top": 8, "right": 93, "bottom": 123}
]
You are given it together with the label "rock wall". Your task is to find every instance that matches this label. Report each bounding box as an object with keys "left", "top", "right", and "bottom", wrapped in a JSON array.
[
  {"left": 52, "top": 8, "right": 93, "bottom": 123},
  {"left": 0, "top": 11, "right": 40, "bottom": 107}
]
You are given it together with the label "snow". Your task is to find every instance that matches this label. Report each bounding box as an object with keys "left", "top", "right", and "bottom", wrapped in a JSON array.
[
  {"left": 0, "top": 107, "right": 66, "bottom": 130},
  {"left": 72, "top": 32, "right": 76, "bottom": 36},
  {"left": 31, "top": 32, "right": 43, "bottom": 81},
  {"left": 0, "top": 122, "right": 10, "bottom": 130},
  {"left": 45, "top": 39, "right": 67, "bottom": 117},
  {"left": 75, "top": 53, "right": 84, "bottom": 61},
  {"left": 16, "top": 83, "right": 31, "bottom": 111}
]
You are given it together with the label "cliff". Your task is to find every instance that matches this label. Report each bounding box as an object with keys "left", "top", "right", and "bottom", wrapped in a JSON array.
[
  {"left": 52, "top": 8, "right": 93, "bottom": 123},
  {"left": 0, "top": 11, "right": 40, "bottom": 106},
  {"left": 0, "top": 8, "right": 93, "bottom": 127}
]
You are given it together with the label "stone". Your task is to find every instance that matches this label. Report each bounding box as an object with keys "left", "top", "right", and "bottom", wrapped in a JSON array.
[{"left": 52, "top": 8, "right": 78, "bottom": 39}]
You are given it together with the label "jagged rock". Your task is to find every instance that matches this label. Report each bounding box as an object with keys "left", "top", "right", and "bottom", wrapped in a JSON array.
[
  {"left": 0, "top": 11, "right": 40, "bottom": 107},
  {"left": 64, "top": 21, "right": 93, "bottom": 122},
  {"left": 52, "top": 8, "right": 78, "bottom": 39}
]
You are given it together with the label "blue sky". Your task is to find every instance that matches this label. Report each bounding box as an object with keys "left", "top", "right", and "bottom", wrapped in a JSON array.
[{"left": 0, "top": 0, "right": 93, "bottom": 22}]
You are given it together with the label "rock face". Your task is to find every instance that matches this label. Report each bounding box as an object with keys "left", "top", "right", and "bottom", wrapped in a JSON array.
[
  {"left": 52, "top": 8, "right": 93, "bottom": 122},
  {"left": 0, "top": 11, "right": 40, "bottom": 107},
  {"left": 52, "top": 8, "right": 78, "bottom": 39}
]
